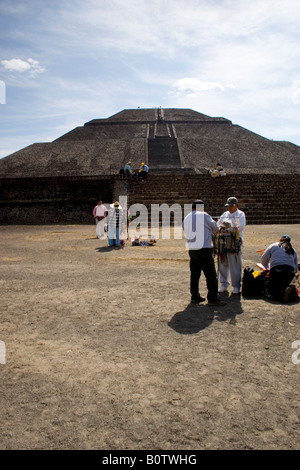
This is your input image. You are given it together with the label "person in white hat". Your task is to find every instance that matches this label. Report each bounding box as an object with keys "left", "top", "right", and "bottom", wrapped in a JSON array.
[
  {"left": 217, "top": 197, "right": 246, "bottom": 294},
  {"left": 108, "top": 201, "right": 124, "bottom": 247}
]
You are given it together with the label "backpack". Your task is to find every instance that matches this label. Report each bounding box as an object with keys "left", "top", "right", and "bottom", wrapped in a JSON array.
[{"left": 242, "top": 267, "right": 266, "bottom": 297}]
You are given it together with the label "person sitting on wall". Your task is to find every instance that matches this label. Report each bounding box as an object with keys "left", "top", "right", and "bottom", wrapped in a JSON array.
[
  {"left": 124, "top": 161, "right": 132, "bottom": 176},
  {"left": 138, "top": 162, "right": 149, "bottom": 181},
  {"left": 216, "top": 163, "right": 226, "bottom": 176},
  {"left": 209, "top": 163, "right": 226, "bottom": 177}
]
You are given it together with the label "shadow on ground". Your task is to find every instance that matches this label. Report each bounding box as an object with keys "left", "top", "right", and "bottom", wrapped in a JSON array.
[{"left": 168, "top": 293, "right": 243, "bottom": 334}]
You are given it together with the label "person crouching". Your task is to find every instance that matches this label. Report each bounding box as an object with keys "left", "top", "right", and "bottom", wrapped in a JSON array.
[{"left": 261, "top": 235, "right": 298, "bottom": 303}]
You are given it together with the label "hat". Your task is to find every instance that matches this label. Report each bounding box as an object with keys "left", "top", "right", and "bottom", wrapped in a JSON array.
[
  {"left": 110, "top": 201, "right": 122, "bottom": 209},
  {"left": 225, "top": 197, "right": 238, "bottom": 207},
  {"left": 280, "top": 234, "right": 291, "bottom": 242},
  {"left": 194, "top": 199, "right": 204, "bottom": 205},
  {"left": 192, "top": 199, "right": 204, "bottom": 210}
]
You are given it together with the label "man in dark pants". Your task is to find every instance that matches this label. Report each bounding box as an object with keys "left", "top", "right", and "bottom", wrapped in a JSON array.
[{"left": 183, "top": 200, "right": 226, "bottom": 306}]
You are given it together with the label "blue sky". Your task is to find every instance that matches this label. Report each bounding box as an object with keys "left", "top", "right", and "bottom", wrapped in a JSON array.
[{"left": 1, "top": 0, "right": 300, "bottom": 159}]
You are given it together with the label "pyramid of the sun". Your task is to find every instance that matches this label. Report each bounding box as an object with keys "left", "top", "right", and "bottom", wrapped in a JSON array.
[
  {"left": 0, "top": 108, "right": 299, "bottom": 225},
  {"left": 0, "top": 108, "right": 299, "bottom": 177}
]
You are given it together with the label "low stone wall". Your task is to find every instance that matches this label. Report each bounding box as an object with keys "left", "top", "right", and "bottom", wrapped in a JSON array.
[
  {"left": 128, "top": 173, "right": 300, "bottom": 225},
  {"left": 0, "top": 176, "right": 114, "bottom": 224},
  {"left": 0, "top": 173, "right": 299, "bottom": 225}
]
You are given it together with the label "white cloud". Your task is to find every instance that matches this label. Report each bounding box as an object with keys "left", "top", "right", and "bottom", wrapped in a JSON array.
[
  {"left": 171, "top": 78, "right": 235, "bottom": 98},
  {"left": 1, "top": 58, "right": 31, "bottom": 72},
  {"left": 1, "top": 0, "right": 300, "bottom": 155},
  {"left": 1, "top": 58, "right": 45, "bottom": 76},
  {"left": 48, "top": 0, "right": 300, "bottom": 60}
]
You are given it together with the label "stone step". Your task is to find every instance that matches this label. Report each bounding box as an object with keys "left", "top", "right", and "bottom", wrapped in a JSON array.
[{"left": 148, "top": 137, "right": 181, "bottom": 168}]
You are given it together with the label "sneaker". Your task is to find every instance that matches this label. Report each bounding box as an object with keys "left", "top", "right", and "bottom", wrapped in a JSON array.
[
  {"left": 191, "top": 295, "right": 206, "bottom": 304},
  {"left": 282, "top": 286, "right": 292, "bottom": 303},
  {"left": 208, "top": 299, "right": 227, "bottom": 306},
  {"left": 232, "top": 287, "right": 241, "bottom": 295},
  {"left": 218, "top": 286, "right": 228, "bottom": 293}
]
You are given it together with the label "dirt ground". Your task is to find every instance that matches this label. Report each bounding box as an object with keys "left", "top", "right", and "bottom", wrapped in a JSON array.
[{"left": 0, "top": 223, "right": 299, "bottom": 450}]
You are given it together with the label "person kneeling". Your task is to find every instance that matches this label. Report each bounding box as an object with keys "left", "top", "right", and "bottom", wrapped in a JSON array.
[{"left": 261, "top": 235, "right": 298, "bottom": 303}]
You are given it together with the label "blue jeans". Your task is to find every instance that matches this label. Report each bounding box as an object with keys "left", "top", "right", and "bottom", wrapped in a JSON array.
[{"left": 108, "top": 226, "right": 120, "bottom": 246}]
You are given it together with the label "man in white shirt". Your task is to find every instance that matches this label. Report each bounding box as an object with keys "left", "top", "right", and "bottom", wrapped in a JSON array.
[
  {"left": 182, "top": 200, "right": 226, "bottom": 306},
  {"left": 93, "top": 200, "right": 108, "bottom": 239},
  {"left": 217, "top": 197, "right": 246, "bottom": 294}
]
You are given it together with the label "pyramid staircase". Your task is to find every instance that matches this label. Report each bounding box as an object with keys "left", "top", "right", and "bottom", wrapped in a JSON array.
[
  {"left": 148, "top": 136, "right": 181, "bottom": 169},
  {"left": 147, "top": 111, "right": 183, "bottom": 171}
]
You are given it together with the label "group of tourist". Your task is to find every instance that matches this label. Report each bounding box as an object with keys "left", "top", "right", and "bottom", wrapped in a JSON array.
[
  {"left": 93, "top": 195, "right": 298, "bottom": 305},
  {"left": 182, "top": 196, "right": 245, "bottom": 306},
  {"left": 120, "top": 161, "right": 149, "bottom": 181},
  {"left": 182, "top": 197, "right": 298, "bottom": 305}
]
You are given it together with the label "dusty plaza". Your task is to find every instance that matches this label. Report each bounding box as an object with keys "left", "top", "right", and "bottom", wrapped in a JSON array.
[{"left": 0, "top": 222, "right": 299, "bottom": 450}]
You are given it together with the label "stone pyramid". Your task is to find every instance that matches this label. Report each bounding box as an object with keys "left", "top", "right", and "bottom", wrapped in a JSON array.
[{"left": 0, "top": 108, "right": 299, "bottom": 178}]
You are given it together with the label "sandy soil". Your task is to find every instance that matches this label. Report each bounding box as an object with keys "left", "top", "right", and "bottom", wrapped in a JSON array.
[{"left": 0, "top": 224, "right": 299, "bottom": 450}]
